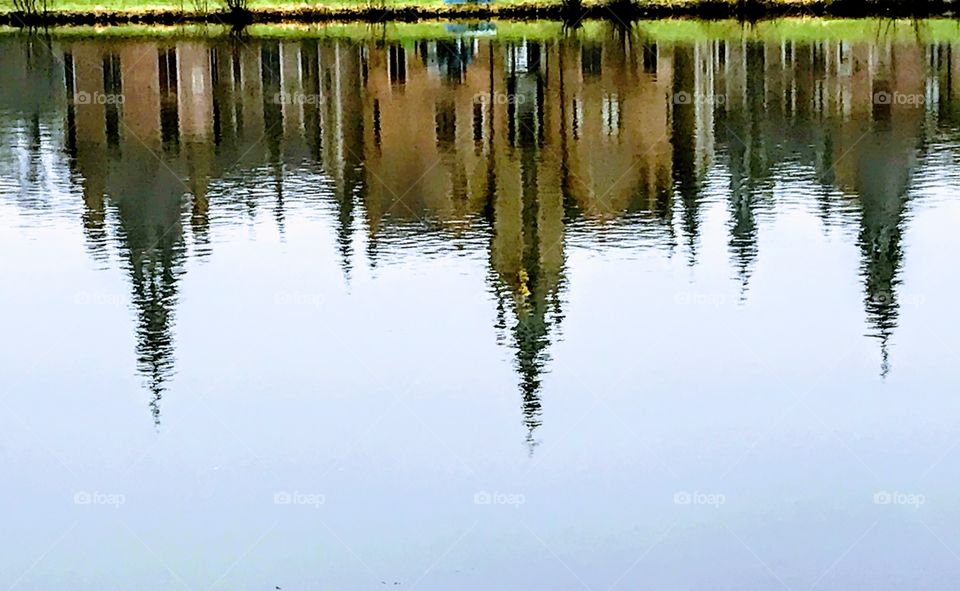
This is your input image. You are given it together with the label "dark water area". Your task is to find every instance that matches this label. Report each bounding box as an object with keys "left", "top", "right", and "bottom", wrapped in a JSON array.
[{"left": 1, "top": 22, "right": 960, "bottom": 589}]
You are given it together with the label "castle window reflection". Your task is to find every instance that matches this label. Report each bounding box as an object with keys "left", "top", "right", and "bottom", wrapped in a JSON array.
[
  {"left": 158, "top": 47, "right": 179, "bottom": 152},
  {"left": 583, "top": 43, "right": 602, "bottom": 78},
  {"left": 642, "top": 42, "right": 658, "bottom": 74},
  {"left": 102, "top": 53, "right": 122, "bottom": 149},
  {"left": 435, "top": 98, "right": 456, "bottom": 151},
  {"left": 602, "top": 92, "right": 620, "bottom": 136},
  {"left": 388, "top": 44, "right": 406, "bottom": 86}
]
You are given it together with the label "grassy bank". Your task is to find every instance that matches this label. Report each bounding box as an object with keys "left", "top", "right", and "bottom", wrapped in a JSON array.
[
  {"left": 0, "top": 0, "right": 958, "bottom": 27},
  {"left": 4, "top": 17, "right": 960, "bottom": 43}
]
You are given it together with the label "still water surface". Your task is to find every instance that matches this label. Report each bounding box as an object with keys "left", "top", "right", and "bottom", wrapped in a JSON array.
[{"left": 2, "top": 21, "right": 960, "bottom": 589}]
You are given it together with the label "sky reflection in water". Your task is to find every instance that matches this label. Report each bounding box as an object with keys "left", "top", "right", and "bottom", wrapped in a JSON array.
[{"left": 1, "top": 21, "right": 960, "bottom": 590}]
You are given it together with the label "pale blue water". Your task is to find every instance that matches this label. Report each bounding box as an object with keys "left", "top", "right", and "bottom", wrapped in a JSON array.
[{"left": 1, "top": 24, "right": 960, "bottom": 590}]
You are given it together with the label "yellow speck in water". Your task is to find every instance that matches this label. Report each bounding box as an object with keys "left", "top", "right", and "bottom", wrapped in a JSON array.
[{"left": 518, "top": 270, "right": 530, "bottom": 298}]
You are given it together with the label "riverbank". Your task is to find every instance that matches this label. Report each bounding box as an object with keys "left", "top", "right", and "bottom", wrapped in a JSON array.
[
  {"left": 5, "top": 17, "right": 960, "bottom": 42},
  {"left": 1, "top": 0, "right": 957, "bottom": 27}
]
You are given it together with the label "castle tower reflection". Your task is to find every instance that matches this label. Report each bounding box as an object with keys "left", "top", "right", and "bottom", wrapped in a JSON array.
[{"left": 0, "top": 26, "right": 939, "bottom": 438}]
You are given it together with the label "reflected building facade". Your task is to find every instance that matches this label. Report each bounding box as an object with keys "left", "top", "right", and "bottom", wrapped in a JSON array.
[
  {"left": 704, "top": 38, "right": 927, "bottom": 374},
  {"left": 0, "top": 26, "right": 949, "bottom": 437}
]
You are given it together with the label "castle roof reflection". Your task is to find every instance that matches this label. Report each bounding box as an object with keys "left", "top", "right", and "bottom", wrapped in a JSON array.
[{"left": 0, "top": 25, "right": 948, "bottom": 442}]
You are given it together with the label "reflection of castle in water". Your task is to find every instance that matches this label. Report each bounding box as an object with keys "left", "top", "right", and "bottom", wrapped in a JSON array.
[
  {"left": 0, "top": 28, "right": 950, "bottom": 437},
  {"left": 703, "top": 39, "right": 927, "bottom": 374}
]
